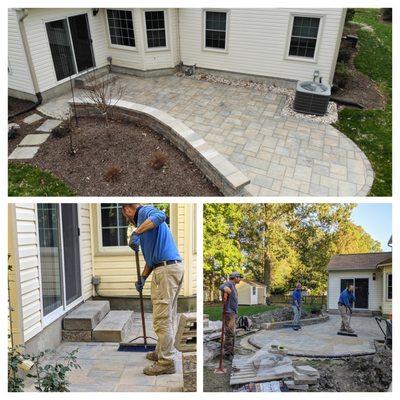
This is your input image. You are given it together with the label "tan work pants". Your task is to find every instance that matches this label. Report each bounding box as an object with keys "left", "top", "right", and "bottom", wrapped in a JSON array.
[
  {"left": 338, "top": 304, "right": 351, "bottom": 331},
  {"left": 151, "top": 263, "right": 184, "bottom": 364}
]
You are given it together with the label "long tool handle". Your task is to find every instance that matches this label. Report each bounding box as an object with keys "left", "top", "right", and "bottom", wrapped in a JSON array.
[
  {"left": 218, "top": 292, "right": 228, "bottom": 370},
  {"left": 135, "top": 250, "right": 148, "bottom": 346}
]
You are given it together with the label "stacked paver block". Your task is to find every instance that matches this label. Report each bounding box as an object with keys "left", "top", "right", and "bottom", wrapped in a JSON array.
[{"left": 174, "top": 313, "right": 196, "bottom": 392}]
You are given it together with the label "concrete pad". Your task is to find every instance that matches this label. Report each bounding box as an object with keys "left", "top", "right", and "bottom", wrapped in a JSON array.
[
  {"left": 92, "top": 310, "right": 134, "bottom": 342},
  {"left": 19, "top": 133, "right": 50, "bottom": 146},
  {"left": 8, "top": 146, "right": 40, "bottom": 160},
  {"left": 247, "top": 315, "right": 380, "bottom": 357},
  {"left": 23, "top": 113, "right": 43, "bottom": 124},
  {"left": 63, "top": 300, "right": 110, "bottom": 331},
  {"left": 36, "top": 118, "right": 62, "bottom": 132}
]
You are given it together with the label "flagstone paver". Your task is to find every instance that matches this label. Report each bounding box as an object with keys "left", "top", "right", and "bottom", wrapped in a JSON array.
[
  {"left": 9, "top": 145, "right": 40, "bottom": 160},
  {"left": 38, "top": 74, "right": 374, "bottom": 196},
  {"left": 19, "top": 133, "right": 50, "bottom": 146},
  {"left": 22, "top": 112, "right": 43, "bottom": 124},
  {"left": 36, "top": 118, "right": 62, "bottom": 133}
]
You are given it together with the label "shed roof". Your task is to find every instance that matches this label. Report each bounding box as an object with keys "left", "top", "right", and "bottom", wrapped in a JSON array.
[
  {"left": 327, "top": 252, "right": 392, "bottom": 272},
  {"left": 241, "top": 279, "right": 266, "bottom": 287}
]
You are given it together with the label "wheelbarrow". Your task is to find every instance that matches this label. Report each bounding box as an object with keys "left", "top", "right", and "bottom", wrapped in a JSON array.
[{"left": 375, "top": 316, "right": 392, "bottom": 349}]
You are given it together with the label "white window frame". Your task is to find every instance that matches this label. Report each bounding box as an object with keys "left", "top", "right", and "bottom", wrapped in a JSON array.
[
  {"left": 142, "top": 9, "right": 169, "bottom": 52},
  {"left": 386, "top": 273, "right": 392, "bottom": 301},
  {"left": 202, "top": 9, "right": 230, "bottom": 53},
  {"left": 285, "top": 13, "right": 324, "bottom": 63},
  {"left": 36, "top": 204, "right": 84, "bottom": 328},
  {"left": 43, "top": 12, "right": 97, "bottom": 84},
  {"left": 105, "top": 8, "right": 137, "bottom": 51}
]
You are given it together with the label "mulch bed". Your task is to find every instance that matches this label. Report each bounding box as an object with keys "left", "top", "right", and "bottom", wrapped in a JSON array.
[
  {"left": 11, "top": 115, "right": 222, "bottom": 196},
  {"left": 8, "top": 96, "right": 35, "bottom": 117}
]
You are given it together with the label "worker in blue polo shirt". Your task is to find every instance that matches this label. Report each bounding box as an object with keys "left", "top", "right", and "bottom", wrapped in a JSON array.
[
  {"left": 338, "top": 285, "right": 356, "bottom": 333},
  {"left": 292, "top": 282, "right": 302, "bottom": 330},
  {"left": 122, "top": 204, "right": 183, "bottom": 376}
]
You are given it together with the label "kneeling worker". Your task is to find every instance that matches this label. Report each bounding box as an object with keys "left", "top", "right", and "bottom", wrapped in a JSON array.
[
  {"left": 219, "top": 271, "right": 243, "bottom": 358},
  {"left": 338, "top": 284, "right": 356, "bottom": 334},
  {"left": 122, "top": 203, "right": 183, "bottom": 376}
]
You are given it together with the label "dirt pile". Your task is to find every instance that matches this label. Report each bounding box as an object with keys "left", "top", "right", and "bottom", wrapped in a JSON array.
[
  {"left": 250, "top": 307, "right": 315, "bottom": 327},
  {"left": 314, "top": 345, "right": 392, "bottom": 392}
]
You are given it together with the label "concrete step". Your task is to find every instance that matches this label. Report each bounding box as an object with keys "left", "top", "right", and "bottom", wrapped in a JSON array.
[
  {"left": 92, "top": 310, "right": 134, "bottom": 342},
  {"left": 74, "top": 67, "right": 109, "bottom": 88},
  {"left": 63, "top": 300, "right": 110, "bottom": 331}
]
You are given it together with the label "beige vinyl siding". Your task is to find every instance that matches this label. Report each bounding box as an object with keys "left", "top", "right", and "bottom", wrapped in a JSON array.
[
  {"left": 22, "top": 8, "right": 108, "bottom": 93},
  {"left": 79, "top": 204, "right": 94, "bottom": 300},
  {"left": 381, "top": 265, "right": 392, "bottom": 315},
  {"left": 8, "top": 9, "right": 35, "bottom": 96},
  {"left": 237, "top": 282, "right": 253, "bottom": 305},
  {"left": 179, "top": 8, "right": 344, "bottom": 84},
  {"left": 91, "top": 203, "right": 196, "bottom": 297},
  {"left": 328, "top": 270, "right": 383, "bottom": 312},
  {"left": 10, "top": 204, "right": 42, "bottom": 342}
]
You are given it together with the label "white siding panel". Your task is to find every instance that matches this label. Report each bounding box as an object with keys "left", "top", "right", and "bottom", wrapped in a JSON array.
[
  {"left": 8, "top": 9, "right": 35, "bottom": 95},
  {"left": 13, "top": 204, "right": 42, "bottom": 342},
  {"left": 179, "top": 8, "right": 344, "bottom": 84},
  {"left": 328, "top": 270, "right": 383, "bottom": 312}
]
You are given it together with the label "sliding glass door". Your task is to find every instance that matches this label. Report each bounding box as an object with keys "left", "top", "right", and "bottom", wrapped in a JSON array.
[
  {"left": 38, "top": 204, "right": 82, "bottom": 320},
  {"left": 46, "top": 13, "right": 95, "bottom": 81}
]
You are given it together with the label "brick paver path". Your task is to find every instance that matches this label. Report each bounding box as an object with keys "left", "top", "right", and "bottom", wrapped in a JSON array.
[{"left": 39, "top": 74, "right": 374, "bottom": 196}]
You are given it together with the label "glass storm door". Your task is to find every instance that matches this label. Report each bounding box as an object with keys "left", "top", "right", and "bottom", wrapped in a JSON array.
[
  {"left": 38, "top": 204, "right": 82, "bottom": 318},
  {"left": 355, "top": 278, "right": 369, "bottom": 309},
  {"left": 38, "top": 204, "right": 63, "bottom": 316},
  {"left": 68, "top": 14, "right": 95, "bottom": 72},
  {"left": 61, "top": 204, "right": 82, "bottom": 305}
]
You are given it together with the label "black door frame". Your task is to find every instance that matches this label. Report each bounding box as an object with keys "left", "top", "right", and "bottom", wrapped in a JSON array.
[{"left": 339, "top": 277, "right": 369, "bottom": 309}]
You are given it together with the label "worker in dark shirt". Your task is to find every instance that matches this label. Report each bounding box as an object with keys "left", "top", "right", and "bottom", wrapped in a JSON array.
[
  {"left": 292, "top": 282, "right": 302, "bottom": 330},
  {"left": 338, "top": 285, "right": 356, "bottom": 333},
  {"left": 219, "top": 271, "right": 243, "bottom": 358}
]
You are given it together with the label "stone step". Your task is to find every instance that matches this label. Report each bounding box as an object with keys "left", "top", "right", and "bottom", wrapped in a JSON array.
[
  {"left": 63, "top": 300, "right": 110, "bottom": 331},
  {"left": 74, "top": 68, "right": 109, "bottom": 88},
  {"left": 92, "top": 310, "right": 134, "bottom": 342}
]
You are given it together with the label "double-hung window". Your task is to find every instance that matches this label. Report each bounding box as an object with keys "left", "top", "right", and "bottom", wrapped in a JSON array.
[
  {"left": 205, "top": 11, "right": 227, "bottom": 50},
  {"left": 288, "top": 16, "right": 320, "bottom": 59},
  {"left": 387, "top": 274, "right": 392, "bottom": 300},
  {"left": 107, "top": 9, "right": 135, "bottom": 48},
  {"left": 144, "top": 11, "right": 167, "bottom": 48}
]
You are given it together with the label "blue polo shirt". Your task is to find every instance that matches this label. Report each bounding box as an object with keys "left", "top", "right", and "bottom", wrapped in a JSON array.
[
  {"left": 292, "top": 289, "right": 302, "bottom": 306},
  {"left": 338, "top": 289, "right": 355, "bottom": 308},
  {"left": 130, "top": 205, "right": 182, "bottom": 268}
]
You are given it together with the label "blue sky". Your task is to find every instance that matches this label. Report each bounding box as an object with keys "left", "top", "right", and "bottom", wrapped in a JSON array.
[{"left": 351, "top": 203, "right": 392, "bottom": 251}]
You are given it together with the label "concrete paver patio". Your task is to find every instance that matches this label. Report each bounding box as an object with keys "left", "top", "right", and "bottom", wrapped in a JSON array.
[
  {"left": 38, "top": 74, "right": 374, "bottom": 196},
  {"left": 245, "top": 315, "right": 384, "bottom": 357}
]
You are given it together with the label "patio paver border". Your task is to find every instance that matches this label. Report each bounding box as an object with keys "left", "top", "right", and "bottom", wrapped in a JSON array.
[{"left": 69, "top": 98, "right": 251, "bottom": 196}]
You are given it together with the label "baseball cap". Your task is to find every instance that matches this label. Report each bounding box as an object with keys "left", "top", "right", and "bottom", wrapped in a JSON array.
[{"left": 229, "top": 271, "right": 243, "bottom": 279}]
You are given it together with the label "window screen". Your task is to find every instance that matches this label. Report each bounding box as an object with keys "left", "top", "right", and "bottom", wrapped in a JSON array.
[
  {"left": 145, "top": 11, "right": 166, "bottom": 48},
  {"left": 107, "top": 9, "right": 135, "bottom": 47},
  {"left": 289, "top": 16, "right": 320, "bottom": 58},
  {"left": 387, "top": 274, "right": 392, "bottom": 300},
  {"left": 205, "top": 11, "right": 227, "bottom": 49}
]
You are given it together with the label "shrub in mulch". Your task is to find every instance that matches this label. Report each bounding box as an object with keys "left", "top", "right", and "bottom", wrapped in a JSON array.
[
  {"left": 334, "top": 62, "right": 352, "bottom": 89},
  {"left": 149, "top": 150, "right": 168, "bottom": 170},
  {"left": 104, "top": 165, "right": 122, "bottom": 182}
]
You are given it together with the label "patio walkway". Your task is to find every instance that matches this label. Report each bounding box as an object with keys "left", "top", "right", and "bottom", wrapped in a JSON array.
[
  {"left": 244, "top": 315, "right": 383, "bottom": 357},
  {"left": 38, "top": 74, "right": 374, "bottom": 196}
]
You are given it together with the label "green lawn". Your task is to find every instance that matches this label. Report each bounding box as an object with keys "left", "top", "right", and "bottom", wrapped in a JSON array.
[
  {"left": 8, "top": 163, "right": 74, "bottom": 196},
  {"left": 334, "top": 9, "right": 392, "bottom": 196},
  {"left": 204, "top": 304, "right": 280, "bottom": 321}
]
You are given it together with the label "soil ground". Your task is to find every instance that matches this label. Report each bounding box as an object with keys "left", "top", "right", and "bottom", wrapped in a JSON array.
[
  {"left": 8, "top": 96, "right": 34, "bottom": 117},
  {"left": 8, "top": 113, "right": 222, "bottom": 196}
]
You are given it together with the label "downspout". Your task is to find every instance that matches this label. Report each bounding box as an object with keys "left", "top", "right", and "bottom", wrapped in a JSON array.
[{"left": 9, "top": 9, "right": 42, "bottom": 120}]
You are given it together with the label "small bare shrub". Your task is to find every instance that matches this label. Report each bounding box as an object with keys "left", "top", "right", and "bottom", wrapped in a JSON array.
[
  {"left": 104, "top": 166, "right": 122, "bottom": 182},
  {"left": 149, "top": 150, "right": 168, "bottom": 170}
]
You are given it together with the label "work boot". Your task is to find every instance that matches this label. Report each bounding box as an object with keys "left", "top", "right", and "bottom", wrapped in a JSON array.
[
  {"left": 143, "top": 361, "right": 176, "bottom": 376},
  {"left": 347, "top": 327, "right": 355, "bottom": 334},
  {"left": 145, "top": 351, "right": 158, "bottom": 362}
]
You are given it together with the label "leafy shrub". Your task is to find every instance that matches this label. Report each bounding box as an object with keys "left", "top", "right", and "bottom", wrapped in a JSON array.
[
  {"left": 334, "top": 62, "right": 352, "bottom": 88},
  {"left": 337, "top": 46, "right": 353, "bottom": 64},
  {"left": 104, "top": 165, "right": 122, "bottom": 182},
  {"left": 8, "top": 346, "right": 27, "bottom": 392},
  {"left": 149, "top": 150, "right": 168, "bottom": 170}
]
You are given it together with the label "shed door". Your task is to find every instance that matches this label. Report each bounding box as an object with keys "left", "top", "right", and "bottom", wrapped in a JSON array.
[{"left": 355, "top": 278, "right": 369, "bottom": 309}]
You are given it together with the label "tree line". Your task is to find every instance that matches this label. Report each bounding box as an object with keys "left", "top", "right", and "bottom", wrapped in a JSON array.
[{"left": 203, "top": 203, "right": 381, "bottom": 300}]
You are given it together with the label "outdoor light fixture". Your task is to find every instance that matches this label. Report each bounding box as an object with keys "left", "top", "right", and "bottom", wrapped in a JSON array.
[
  {"left": 373, "top": 272, "right": 376, "bottom": 280},
  {"left": 92, "top": 8, "right": 99, "bottom": 16}
]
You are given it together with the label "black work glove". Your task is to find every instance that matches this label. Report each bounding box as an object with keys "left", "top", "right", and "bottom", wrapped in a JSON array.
[
  {"left": 129, "top": 232, "right": 140, "bottom": 252},
  {"left": 135, "top": 276, "right": 147, "bottom": 292}
]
